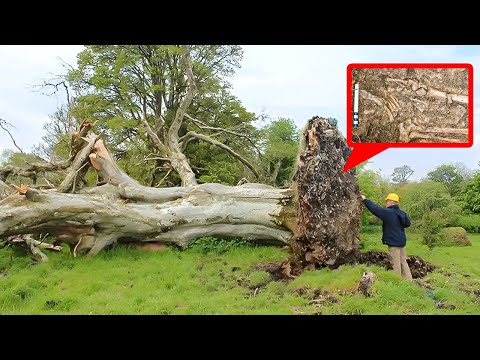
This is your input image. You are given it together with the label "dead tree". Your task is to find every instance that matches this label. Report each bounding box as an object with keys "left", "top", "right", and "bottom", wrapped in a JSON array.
[
  {"left": 0, "top": 116, "right": 434, "bottom": 277},
  {"left": 0, "top": 116, "right": 358, "bottom": 262},
  {"left": 0, "top": 117, "right": 297, "bottom": 257},
  {"left": 3, "top": 117, "right": 352, "bottom": 258}
]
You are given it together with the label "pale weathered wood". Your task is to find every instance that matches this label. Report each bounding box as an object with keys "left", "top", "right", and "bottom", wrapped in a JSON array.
[{"left": 0, "top": 184, "right": 294, "bottom": 255}]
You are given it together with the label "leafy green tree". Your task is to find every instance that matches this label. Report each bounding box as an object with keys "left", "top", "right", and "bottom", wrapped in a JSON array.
[
  {"left": 462, "top": 173, "right": 480, "bottom": 213},
  {"left": 427, "top": 164, "right": 464, "bottom": 196},
  {"left": 259, "top": 118, "right": 299, "bottom": 187},
  {"left": 357, "top": 167, "right": 390, "bottom": 225},
  {"left": 391, "top": 165, "right": 414, "bottom": 184},
  {"left": 183, "top": 90, "right": 261, "bottom": 186},
  {"left": 398, "top": 181, "right": 460, "bottom": 249},
  {"left": 66, "top": 45, "right": 258, "bottom": 186},
  {"left": 400, "top": 181, "right": 460, "bottom": 227},
  {"left": 199, "top": 161, "right": 241, "bottom": 185}
]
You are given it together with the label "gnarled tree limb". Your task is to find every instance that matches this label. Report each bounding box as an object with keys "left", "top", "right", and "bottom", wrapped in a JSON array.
[
  {"left": 0, "top": 184, "right": 294, "bottom": 255},
  {"left": 180, "top": 131, "right": 259, "bottom": 178},
  {"left": 183, "top": 113, "right": 262, "bottom": 156},
  {"left": 0, "top": 118, "right": 24, "bottom": 154}
]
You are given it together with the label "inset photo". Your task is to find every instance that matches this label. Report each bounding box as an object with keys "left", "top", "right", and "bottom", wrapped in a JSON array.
[{"left": 348, "top": 64, "right": 472, "bottom": 144}]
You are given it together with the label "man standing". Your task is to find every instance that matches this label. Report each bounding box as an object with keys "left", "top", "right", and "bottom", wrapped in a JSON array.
[{"left": 360, "top": 193, "right": 413, "bottom": 280}]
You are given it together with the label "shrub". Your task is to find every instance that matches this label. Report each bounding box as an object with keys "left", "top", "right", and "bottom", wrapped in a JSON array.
[
  {"left": 452, "top": 214, "right": 480, "bottom": 233},
  {"left": 421, "top": 210, "right": 446, "bottom": 250},
  {"left": 401, "top": 181, "right": 460, "bottom": 228},
  {"left": 439, "top": 227, "right": 471, "bottom": 247}
]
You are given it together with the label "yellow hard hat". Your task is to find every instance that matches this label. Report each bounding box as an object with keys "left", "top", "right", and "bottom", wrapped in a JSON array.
[{"left": 385, "top": 193, "right": 400, "bottom": 202}]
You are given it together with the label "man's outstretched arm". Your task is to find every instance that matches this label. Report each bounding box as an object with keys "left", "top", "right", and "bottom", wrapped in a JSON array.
[{"left": 361, "top": 197, "right": 388, "bottom": 220}]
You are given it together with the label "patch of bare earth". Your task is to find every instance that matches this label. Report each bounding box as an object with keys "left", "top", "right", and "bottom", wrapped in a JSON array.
[{"left": 257, "top": 252, "right": 435, "bottom": 283}]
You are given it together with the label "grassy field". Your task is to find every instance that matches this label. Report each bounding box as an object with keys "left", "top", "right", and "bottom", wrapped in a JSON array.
[{"left": 0, "top": 230, "right": 479, "bottom": 315}]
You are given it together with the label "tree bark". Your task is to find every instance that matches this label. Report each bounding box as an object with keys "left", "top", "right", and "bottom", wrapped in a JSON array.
[
  {"left": 0, "top": 116, "right": 360, "bottom": 274},
  {"left": 0, "top": 183, "right": 294, "bottom": 256},
  {"left": 0, "top": 180, "right": 14, "bottom": 199}
]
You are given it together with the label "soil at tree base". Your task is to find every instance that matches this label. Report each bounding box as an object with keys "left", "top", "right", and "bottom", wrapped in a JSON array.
[{"left": 267, "top": 116, "right": 435, "bottom": 280}]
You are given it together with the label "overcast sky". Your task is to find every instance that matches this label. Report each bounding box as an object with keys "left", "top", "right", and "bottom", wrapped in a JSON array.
[{"left": 1, "top": 45, "right": 479, "bottom": 181}]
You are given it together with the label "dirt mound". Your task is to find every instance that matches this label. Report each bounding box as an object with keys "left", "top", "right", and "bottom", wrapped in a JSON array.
[
  {"left": 358, "top": 251, "right": 435, "bottom": 279},
  {"left": 260, "top": 251, "right": 435, "bottom": 282},
  {"left": 439, "top": 227, "right": 471, "bottom": 246}
]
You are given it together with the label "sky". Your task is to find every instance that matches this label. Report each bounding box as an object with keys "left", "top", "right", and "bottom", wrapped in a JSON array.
[{"left": 0, "top": 45, "right": 479, "bottom": 181}]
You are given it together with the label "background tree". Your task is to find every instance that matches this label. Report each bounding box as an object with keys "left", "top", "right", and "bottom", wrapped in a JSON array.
[
  {"left": 452, "top": 162, "right": 476, "bottom": 181},
  {"left": 400, "top": 181, "right": 459, "bottom": 227},
  {"left": 357, "top": 165, "right": 390, "bottom": 225},
  {"left": 427, "top": 164, "right": 464, "bottom": 196},
  {"left": 462, "top": 173, "right": 480, "bottom": 213},
  {"left": 259, "top": 118, "right": 299, "bottom": 187},
  {"left": 391, "top": 165, "right": 414, "bottom": 184},
  {"left": 400, "top": 181, "right": 460, "bottom": 249},
  {"left": 32, "top": 105, "right": 74, "bottom": 162},
  {"left": 66, "top": 45, "right": 258, "bottom": 187}
]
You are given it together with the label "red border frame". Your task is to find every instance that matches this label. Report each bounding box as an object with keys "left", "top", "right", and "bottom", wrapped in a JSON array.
[{"left": 346, "top": 63, "right": 473, "bottom": 148}]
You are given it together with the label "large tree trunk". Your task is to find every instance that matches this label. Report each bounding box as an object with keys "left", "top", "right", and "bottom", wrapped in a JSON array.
[
  {"left": 0, "top": 183, "right": 293, "bottom": 256},
  {"left": 0, "top": 117, "right": 356, "bottom": 266},
  {"left": 0, "top": 116, "right": 436, "bottom": 278},
  {"left": 0, "top": 117, "right": 362, "bottom": 268},
  {"left": 0, "top": 126, "right": 296, "bottom": 256}
]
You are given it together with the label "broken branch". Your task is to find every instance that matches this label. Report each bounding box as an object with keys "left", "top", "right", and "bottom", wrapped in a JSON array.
[{"left": 181, "top": 131, "right": 259, "bottom": 178}]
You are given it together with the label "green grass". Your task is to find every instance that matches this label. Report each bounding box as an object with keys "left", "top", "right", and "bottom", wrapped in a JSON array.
[{"left": 0, "top": 230, "right": 479, "bottom": 314}]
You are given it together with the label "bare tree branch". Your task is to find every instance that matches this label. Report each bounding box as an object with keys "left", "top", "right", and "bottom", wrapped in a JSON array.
[
  {"left": 181, "top": 131, "right": 259, "bottom": 178},
  {"left": 0, "top": 179, "right": 14, "bottom": 199},
  {"left": 0, "top": 118, "right": 24, "bottom": 153},
  {"left": 24, "top": 160, "right": 71, "bottom": 172},
  {"left": 139, "top": 99, "right": 168, "bottom": 153},
  {"left": 144, "top": 156, "right": 173, "bottom": 162},
  {"left": 168, "top": 46, "right": 197, "bottom": 141},
  {"left": 155, "top": 168, "right": 173, "bottom": 187},
  {"left": 57, "top": 120, "right": 101, "bottom": 193},
  {"left": 0, "top": 165, "right": 37, "bottom": 182},
  {"left": 183, "top": 113, "right": 262, "bottom": 155},
  {"left": 0, "top": 157, "right": 71, "bottom": 185}
]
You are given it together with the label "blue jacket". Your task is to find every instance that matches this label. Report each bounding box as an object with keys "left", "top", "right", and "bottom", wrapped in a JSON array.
[{"left": 363, "top": 199, "right": 411, "bottom": 247}]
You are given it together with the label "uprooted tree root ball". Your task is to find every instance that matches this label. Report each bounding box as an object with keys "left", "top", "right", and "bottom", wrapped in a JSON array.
[
  {"left": 274, "top": 116, "right": 435, "bottom": 279},
  {"left": 285, "top": 116, "right": 362, "bottom": 276}
]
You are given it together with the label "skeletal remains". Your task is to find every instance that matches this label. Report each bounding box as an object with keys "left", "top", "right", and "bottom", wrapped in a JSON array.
[{"left": 355, "top": 76, "right": 468, "bottom": 143}]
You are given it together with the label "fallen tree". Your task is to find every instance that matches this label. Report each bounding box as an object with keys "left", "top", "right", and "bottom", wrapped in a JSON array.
[
  {"left": 0, "top": 116, "right": 434, "bottom": 278},
  {"left": 0, "top": 117, "right": 296, "bottom": 258},
  {"left": 0, "top": 183, "right": 294, "bottom": 256}
]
